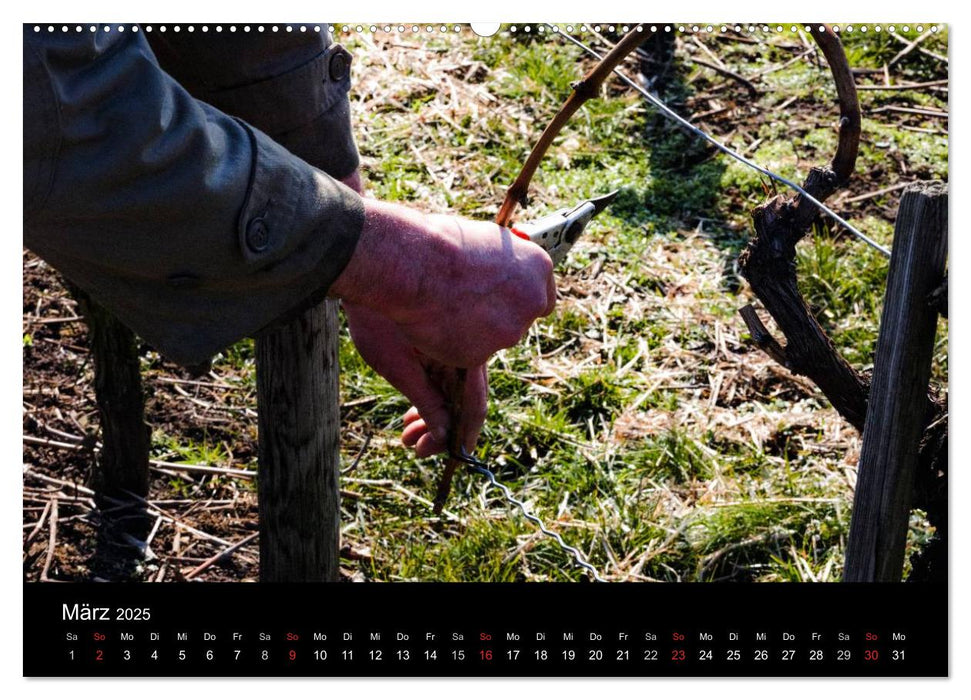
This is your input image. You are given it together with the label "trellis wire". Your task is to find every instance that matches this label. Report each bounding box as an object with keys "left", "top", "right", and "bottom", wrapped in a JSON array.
[
  {"left": 551, "top": 25, "right": 892, "bottom": 257},
  {"left": 456, "top": 26, "right": 892, "bottom": 584}
]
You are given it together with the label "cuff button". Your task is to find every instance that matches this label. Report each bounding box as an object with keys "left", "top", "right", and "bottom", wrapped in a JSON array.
[
  {"left": 329, "top": 51, "right": 350, "bottom": 81},
  {"left": 245, "top": 217, "right": 271, "bottom": 253}
]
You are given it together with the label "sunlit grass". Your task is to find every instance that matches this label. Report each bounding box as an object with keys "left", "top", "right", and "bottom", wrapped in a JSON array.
[{"left": 313, "top": 28, "right": 946, "bottom": 581}]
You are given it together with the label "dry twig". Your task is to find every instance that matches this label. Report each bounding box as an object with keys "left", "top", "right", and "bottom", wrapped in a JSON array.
[
  {"left": 183, "top": 532, "right": 259, "bottom": 580},
  {"left": 40, "top": 498, "right": 59, "bottom": 581}
]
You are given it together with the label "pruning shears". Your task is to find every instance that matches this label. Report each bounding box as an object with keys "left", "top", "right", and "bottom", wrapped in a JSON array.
[{"left": 509, "top": 190, "right": 618, "bottom": 265}]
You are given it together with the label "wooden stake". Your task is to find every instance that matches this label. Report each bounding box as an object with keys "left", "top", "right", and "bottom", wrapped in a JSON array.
[
  {"left": 843, "top": 182, "right": 948, "bottom": 582},
  {"left": 73, "top": 291, "right": 151, "bottom": 502},
  {"left": 256, "top": 301, "right": 341, "bottom": 582}
]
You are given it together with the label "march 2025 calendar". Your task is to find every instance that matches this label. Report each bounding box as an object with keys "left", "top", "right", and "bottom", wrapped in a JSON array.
[{"left": 23, "top": 21, "right": 949, "bottom": 679}]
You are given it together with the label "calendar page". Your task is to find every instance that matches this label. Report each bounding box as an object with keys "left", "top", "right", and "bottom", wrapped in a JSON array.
[{"left": 22, "top": 20, "right": 948, "bottom": 678}]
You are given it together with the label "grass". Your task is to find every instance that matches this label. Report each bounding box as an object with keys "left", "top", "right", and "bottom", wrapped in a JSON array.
[
  {"left": 329, "top": 25, "right": 948, "bottom": 582},
  {"left": 93, "top": 25, "right": 947, "bottom": 583}
]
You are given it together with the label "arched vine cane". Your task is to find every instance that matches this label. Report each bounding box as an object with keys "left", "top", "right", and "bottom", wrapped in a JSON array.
[{"left": 432, "top": 26, "right": 649, "bottom": 513}]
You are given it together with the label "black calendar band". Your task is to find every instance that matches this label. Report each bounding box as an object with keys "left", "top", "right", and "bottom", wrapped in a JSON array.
[{"left": 24, "top": 582, "right": 947, "bottom": 677}]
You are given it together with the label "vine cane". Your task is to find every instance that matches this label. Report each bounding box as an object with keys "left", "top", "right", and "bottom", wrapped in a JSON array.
[{"left": 431, "top": 26, "right": 647, "bottom": 514}]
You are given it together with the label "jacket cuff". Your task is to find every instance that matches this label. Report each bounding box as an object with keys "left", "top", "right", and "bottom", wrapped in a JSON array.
[
  {"left": 225, "top": 119, "right": 365, "bottom": 327},
  {"left": 235, "top": 118, "right": 364, "bottom": 275},
  {"left": 127, "top": 124, "right": 363, "bottom": 368}
]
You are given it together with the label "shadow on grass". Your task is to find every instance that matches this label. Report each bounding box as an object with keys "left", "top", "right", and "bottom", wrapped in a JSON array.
[{"left": 608, "top": 32, "right": 747, "bottom": 290}]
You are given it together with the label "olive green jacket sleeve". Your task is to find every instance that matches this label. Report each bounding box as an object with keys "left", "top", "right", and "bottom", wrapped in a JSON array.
[
  {"left": 146, "top": 28, "right": 360, "bottom": 181},
  {"left": 22, "top": 26, "right": 365, "bottom": 368}
]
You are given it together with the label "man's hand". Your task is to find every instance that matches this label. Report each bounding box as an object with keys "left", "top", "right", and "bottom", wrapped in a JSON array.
[
  {"left": 331, "top": 198, "right": 556, "bottom": 456},
  {"left": 343, "top": 302, "right": 487, "bottom": 456},
  {"left": 332, "top": 199, "right": 556, "bottom": 367}
]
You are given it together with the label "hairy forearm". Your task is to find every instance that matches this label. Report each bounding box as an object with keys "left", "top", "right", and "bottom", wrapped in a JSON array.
[{"left": 330, "top": 199, "right": 458, "bottom": 319}]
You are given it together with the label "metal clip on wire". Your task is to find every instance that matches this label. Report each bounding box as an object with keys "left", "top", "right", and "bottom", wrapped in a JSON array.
[{"left": 450, "top": 447, "right": 607, "bottom": 583}]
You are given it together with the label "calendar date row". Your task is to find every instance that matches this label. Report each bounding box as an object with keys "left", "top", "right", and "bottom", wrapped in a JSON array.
[{"left": 66, "top": 645, "right": 907, "bottom": 665}]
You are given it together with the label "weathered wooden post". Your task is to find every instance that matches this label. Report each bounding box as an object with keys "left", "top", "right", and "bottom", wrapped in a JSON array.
[
  {"left": 249, "top": 39, "right": 355, "bottom": 583},
  {"left": 72, "top": 290, "right": 151, "bottom": 502},
  {"left": 255, "top": 300, "right": 342, "bottom": 582},
  {"left": 843, "top": 182, "right": 948, "bottom": 582}
]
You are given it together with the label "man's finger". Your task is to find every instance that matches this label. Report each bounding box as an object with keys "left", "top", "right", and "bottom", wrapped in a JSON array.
[
  {"left": 394, "top": 366, "right": 451, "bottom": 444},
  {"left": 401, "top": 417, "right": 428, "bottom": 447},
  {"left": 403, "top": 405, "right": 422, "bottom": 426}
]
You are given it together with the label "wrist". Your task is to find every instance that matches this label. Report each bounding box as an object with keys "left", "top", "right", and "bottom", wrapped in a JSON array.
[{"left": 330, "top": 199, "right": 457, "bottom": 319}]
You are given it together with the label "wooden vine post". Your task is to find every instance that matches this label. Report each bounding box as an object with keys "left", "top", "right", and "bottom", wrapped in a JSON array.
[
  {"left": 255, "top": 302, "right": 342, "bottom": 582},
  {"left": 843, "top": 183, "right": 948, "bottom": 582},
  {"left": 72, "top": 291, "right": 151, "bottom": 504}
]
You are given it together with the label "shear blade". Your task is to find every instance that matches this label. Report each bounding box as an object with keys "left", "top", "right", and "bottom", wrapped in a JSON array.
[{"left": 587, "top": 190, "right": 619, "bottom": 218}]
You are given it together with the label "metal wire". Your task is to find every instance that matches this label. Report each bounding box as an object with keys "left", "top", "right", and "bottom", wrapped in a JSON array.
[
  {"left": 550, "top": 25, "right": 892, "bottom": 258},
  {"left": 451, "top": 448, "right": 607, "bottom": 583},
  {"left": 447, "top": 27, "right": 887, "bottom": 585}
]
